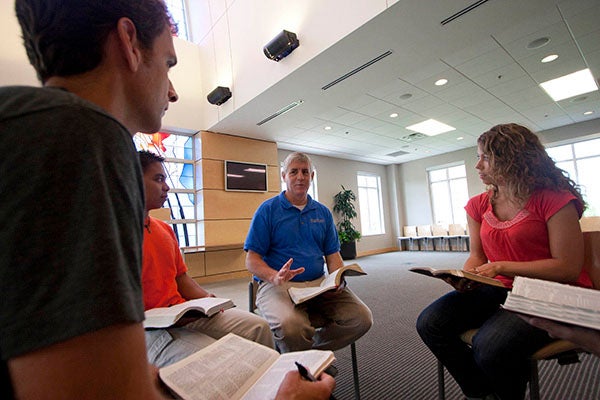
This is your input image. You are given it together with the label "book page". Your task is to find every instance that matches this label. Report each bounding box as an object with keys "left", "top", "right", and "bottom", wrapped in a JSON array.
[
  {"left": 160, "top": 334, "right": 279, "bottom": 400},
  {"left": 287, "top": 276, "right": 330, "bottom": 304},
  {"left": 242, "top": 350, "right": 335, "bottom": 400},
  {"left": 511, "top": 277, "right": 600, "bottom": 311},
  {"left": 144, "top": 298, "right": 234, "bottom": 328},
  {"left": 288, "top": 265, "right": 366, "bottom": 304}
]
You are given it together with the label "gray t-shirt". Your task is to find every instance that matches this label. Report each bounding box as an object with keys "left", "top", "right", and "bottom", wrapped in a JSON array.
[{"left": 0, "top": 86, "right": 145, "bottom": 370}]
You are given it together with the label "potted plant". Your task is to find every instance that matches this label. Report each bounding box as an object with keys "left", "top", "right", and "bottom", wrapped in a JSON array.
[{"left": 333, "top": 185, "right": 361, "bottom": 260}]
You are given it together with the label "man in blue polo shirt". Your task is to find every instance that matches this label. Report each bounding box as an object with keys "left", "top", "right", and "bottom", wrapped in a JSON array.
[{"left": 244, "top": 152, "right": 372, "bottom": 353}]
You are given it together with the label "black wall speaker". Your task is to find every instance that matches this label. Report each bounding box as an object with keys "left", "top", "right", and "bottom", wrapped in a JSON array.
[
  {"left": 207, "top": 86, "right": 232, "bottom": 105},
  {"left": 263, "top": 30, "right": 299, "bottom": 62}
]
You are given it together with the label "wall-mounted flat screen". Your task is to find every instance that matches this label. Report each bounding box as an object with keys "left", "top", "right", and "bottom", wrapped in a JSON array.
[{"left": 225, "top": 160, "right": 268, "bottom": 192}]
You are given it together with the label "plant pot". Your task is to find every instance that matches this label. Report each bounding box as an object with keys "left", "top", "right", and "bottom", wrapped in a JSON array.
[{"left": 340, "top": 241, "right": 357, "bottom": 260}]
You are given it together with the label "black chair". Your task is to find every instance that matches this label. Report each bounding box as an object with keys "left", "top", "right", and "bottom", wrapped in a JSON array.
[{"left": 249, "top": 280, "right": 361, "bottom": 400}]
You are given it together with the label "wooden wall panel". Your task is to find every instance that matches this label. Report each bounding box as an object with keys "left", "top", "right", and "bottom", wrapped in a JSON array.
[
  {"left": 184, "top": 252, "right": 206, "bottom": 278},
  {"left": 201, "top": 131, "right": 278, "bottom": 165},
  {"left": 198, "top": 159, "right": 224, "bottom": 190},
  {"left": 191, "top": 131, "right": 280, "bottom": 280},
  {"left": 268, "top": 166, "right": 281, "bottom": 193},
  {"left": 149, "top": 207, "right": 171, "bottom": 221},
  {"left": 204, "top": 219, "right": 251, "bottom": 246},
  {"left": 205, "top": 248, "right": 246, "bottom": 275},
  {"left": 202, "top": 190, "right": 272, "bottom": 219}
]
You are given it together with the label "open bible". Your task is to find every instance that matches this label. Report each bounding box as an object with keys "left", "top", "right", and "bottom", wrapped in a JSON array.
[
  {"left": 143, "top": 297, "right": 235, "bottom": 329},
  {"left": 502, "top": 276, "right": 600, "bottom": 330},
  {"left": 287, "top": 263, "right": 367, "bottom": 304},
  {"left": 409, "top": 266, "right": 506, "bottom": 288},
  {"left": 159, "top": 333, "right": 336, "bottom": 400}
]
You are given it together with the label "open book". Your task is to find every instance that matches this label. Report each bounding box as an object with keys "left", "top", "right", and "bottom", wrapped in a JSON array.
[
  {"left": 409, "top": 266, "right": 506, "bottom": 288},
  {"left": 502, "top": 276, "right": 600, "bottom": 330},
  {"left": 144, "top": 297, "right": 235, "bottom": 329},
  {"left": 288, "top": 263, "right": 367, "bottom": 304},
  {"left": 159, "top": 333, "right": 335, "bottom": 400}
]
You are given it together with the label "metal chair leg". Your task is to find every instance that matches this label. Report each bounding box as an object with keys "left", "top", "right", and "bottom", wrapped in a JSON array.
[
  {"left": 437, "top": 360, "right": 445, "bottom": 400},
  {"left": 350, "top": 342, "right": 360, "bottom": 400},
  {"left": 529, "top": 359, "right": 540, "bottom": 400}
]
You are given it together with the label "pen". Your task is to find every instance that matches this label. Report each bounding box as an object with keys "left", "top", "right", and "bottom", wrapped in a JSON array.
[
  {"left": 295, "top": 361, "right": 337, "bottom": 400},
  {"left": 295, "top": 361, "right": 316, "bottom": 381}
]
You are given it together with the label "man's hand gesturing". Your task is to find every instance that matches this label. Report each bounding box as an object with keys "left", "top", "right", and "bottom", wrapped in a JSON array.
[{"left": 272, "top": 258, "right": 305, "bottom": 285}]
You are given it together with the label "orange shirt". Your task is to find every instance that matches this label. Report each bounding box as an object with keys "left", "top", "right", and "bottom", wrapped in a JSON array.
[{"left": 141, "top": 216, "right": 187, "bottom": 310}]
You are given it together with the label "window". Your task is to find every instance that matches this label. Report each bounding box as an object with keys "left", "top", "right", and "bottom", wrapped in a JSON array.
[
  {"left": 165, "top": 0, "right": 189, "bottom": 41},
  {"left": 280, "top": 167, "right": 319, "bottom": 201},
  {"left": 546, "top": 137, "right": 600, "bottom": 216},
  {"left": 428, "top": 164, "right": 468, "bottom": 226},
  {"left": 134, "top": 132, "right": 197, "bottom": 246},
  {"left": 357, "top": 173, "right": 384, "bottom": 235}
]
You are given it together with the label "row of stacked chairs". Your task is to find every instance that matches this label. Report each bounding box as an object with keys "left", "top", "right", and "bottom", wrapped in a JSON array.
[
  {"left": 399, "top": 216, "right": 600, "bottom": 253},
  {"left": 398, "top": 224, "right": 469, "bottom": 252}
]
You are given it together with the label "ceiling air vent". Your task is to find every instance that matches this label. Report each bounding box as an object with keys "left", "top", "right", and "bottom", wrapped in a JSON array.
[
  {"left": 441, "top": 0, "right": 491, "bottom": 25},
  {"left": 401, "top": 132, "right": 426, "bottom": 141},
  {"left": 257, "top": 100, "right": 304, "bottom": 126},
  {"left": 321, "top": 50, "right": 393, "bottom": 90},
  {"left": 387, "top": 150, "right": 410, "bottom": 157}
]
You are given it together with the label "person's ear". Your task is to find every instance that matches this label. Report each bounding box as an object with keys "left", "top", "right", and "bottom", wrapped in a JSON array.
[{"left": 116, "top": 17, "right": 143, "bottom": 72}]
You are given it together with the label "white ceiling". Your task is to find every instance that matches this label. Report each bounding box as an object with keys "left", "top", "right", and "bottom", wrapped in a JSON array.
[{"left": 207, "top": 0, "right": 600, "bottom": 165}]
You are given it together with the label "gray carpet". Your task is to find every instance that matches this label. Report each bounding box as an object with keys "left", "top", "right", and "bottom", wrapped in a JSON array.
[{"left": 331, "top": 251, "right": 600, "bottom": 400}]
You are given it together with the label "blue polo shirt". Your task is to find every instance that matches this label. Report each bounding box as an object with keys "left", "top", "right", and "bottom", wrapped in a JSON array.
[{"left": 244, "top": 191, "right": 340, "bottom": 282}]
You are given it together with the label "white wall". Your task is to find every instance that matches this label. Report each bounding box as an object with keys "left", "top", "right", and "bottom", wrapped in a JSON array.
[
  {"left": 278, "top": 149, "right": 396, "bottom": 254},
  {"left": 0, "top": 1, "right": 38, "bottom": 87},
  {"left": 190, "top": 0, "right": 397, "bottom": 132},
  {"left": 397, "top": 119, "right": 600, "bottom": 228}
]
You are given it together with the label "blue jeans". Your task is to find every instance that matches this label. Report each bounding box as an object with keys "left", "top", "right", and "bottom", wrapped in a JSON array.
[{"left": 416, "top": 285, "right": 553, "bottom": 400}]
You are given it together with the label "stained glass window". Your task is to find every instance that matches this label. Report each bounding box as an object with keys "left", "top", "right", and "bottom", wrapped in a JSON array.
[{"left": 134, "top": 132, "right": 197, "bottom": 246}]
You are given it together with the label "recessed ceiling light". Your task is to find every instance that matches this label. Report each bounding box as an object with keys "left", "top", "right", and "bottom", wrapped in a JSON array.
[
  {"left": 435, "top": 78, "right": 448, "bottom": 86},
  {"left": 324, "top": 126, "right": 332, "bottom": 130},
  {"left": 539, "top": 68, "right": 598, "bottom": 101},
  {"left": 527, "top": 37, "right": 550, "bottom": 49},
  {"left": 583, "top": 111, "right": 594, "bottom": 115},
  {"left": 541, "top": 54, "right": 558, "bottom": 63},
  {"left": 390, "top": 113, "right": 399, "bottom": 118},
  {"left": 406, "top": 119, "right": 456, "bottom": 136},
  {"left": 399, "top": 93, "right": 413, "bottom": 100},
  {"left": 457, "top": 136, "right": 464, "bottom": 141}
]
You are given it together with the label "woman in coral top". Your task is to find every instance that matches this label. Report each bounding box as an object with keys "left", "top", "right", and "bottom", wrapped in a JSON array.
[{"left": 417, "top": 123, "right": 590, "bottom": 400}]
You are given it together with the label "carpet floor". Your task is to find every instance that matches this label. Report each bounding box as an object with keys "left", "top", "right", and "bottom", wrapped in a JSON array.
[{"left": 329, "top": 251, "right": 600, "bottom": 400}]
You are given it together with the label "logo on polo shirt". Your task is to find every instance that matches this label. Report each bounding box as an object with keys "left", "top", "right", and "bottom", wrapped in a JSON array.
[{"left": 310, "top": 218, "right": 325, "bottom": 224}]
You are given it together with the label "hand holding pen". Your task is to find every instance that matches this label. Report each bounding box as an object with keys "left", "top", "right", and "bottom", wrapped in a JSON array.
[
  {"left": 294, "top": 362, "right": 337, "bottom": 400},
  {"left": 274, "top": 363, "right": 336, "bottom": 400}
]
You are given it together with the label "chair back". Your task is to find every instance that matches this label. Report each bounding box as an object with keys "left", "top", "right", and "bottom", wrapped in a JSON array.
[
  {"left": 417, "top": 225, "right": 432, "bottom": 236},
  {"left": 431, "top": 224, "right": 448, "bottom": 236},
  {"left": 248, "top": 280, "right": 259, "bottom": 313},
  {"left": 448, "top": 224, "right": 465, "bottom": 236},
  {"left": 403, "top": 225, "right": 418, "bottom": 237},
  {"left": 583, "top": 231, "right": 600, "bottom": 289},
  {"left": 580, "top": 216, "right": 600, "bottom": 232}
]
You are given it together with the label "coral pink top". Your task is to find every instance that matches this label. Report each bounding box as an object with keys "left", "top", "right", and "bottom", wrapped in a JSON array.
[{"left": 465, "top": 189, "right": 590, "bottom": 288}]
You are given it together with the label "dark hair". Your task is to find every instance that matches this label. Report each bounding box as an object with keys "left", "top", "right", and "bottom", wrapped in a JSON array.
[
  {"left": 15, "top": 0, "right": 177, "bottom": 83},
  {"left": 138, "top": 150, "right": 165, "bottom": 173},
  {"left": 478, "top": 123, "right": 585, "bottom": 209}
]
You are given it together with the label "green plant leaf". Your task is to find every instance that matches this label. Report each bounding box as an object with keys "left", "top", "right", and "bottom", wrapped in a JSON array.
[{"left": 333, "top": 185, "right": 361, "bottom": 244}]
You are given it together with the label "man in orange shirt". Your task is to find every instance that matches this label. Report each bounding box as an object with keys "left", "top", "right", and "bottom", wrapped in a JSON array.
[{"left": 139, "top": 151, "right": 274, "bottom": 367}]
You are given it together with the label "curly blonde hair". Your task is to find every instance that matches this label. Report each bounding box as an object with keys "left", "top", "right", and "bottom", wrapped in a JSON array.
[{"left": 478, "top": 123, "right": 585, "bottom": 209}]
